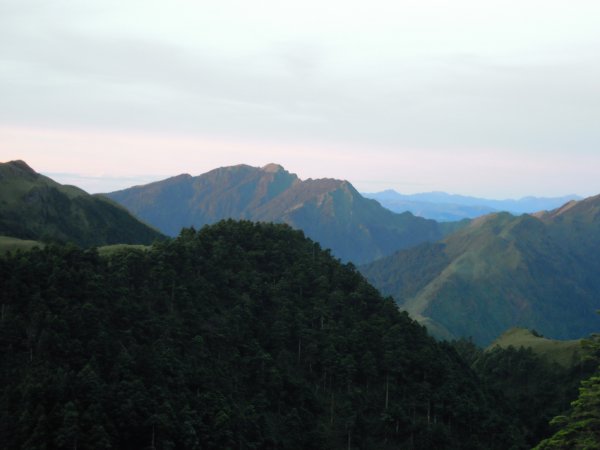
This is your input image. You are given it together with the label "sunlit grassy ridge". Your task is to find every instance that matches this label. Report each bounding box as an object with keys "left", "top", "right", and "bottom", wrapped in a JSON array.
[
  {"left": 0, "top": 236, "right": 151, "bottom": 257},
  {"left": 96, "top": 243, "right": 150, "bottom": 257},
  {"left": 488, "top": 328, "right": 583, "bottom": 368},
  {"left": 0, "top": 235, "right": 43, "bottom": 254}
]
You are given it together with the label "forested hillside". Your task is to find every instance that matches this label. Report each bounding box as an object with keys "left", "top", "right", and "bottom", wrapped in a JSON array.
[
  {"left": 1, "top": 220, "right": 521, "bottom": 449},
  {"left": 533, "top": 332, "right": 600, "bottom": 449},
  {"left": 452, "top": 337, "right": 597, "bottom": 448}
]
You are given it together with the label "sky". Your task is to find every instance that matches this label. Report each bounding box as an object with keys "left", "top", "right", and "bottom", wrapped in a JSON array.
[{"left": 1, "top": 0, "right": 599, "bottom": 198}]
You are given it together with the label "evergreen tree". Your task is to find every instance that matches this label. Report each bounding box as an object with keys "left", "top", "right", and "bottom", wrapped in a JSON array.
[
  {"left": 1, "top": 220, "right": 525, "bottom": 449},
  {"left": 534, "top": 334, "right": 600, "bottom": 449}
]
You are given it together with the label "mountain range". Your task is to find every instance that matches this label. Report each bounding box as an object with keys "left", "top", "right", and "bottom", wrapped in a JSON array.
[
  {"left": 361, "top": 194, "right": 600, "bottom": 345},
  {"left": 363, "top": 190, "right": 581, "bottom": 221},
  {"left": 4, "top": 158, "right": 599, "bottom": 348},
  {"left": 105, "top": 163, "right": 460, "bottom": 264},
  {"left": 0, "top": 160, "right": 164, "bottom": 247},
  {"left": 2, "top": 158, "right": 599, "bottom": 447}
]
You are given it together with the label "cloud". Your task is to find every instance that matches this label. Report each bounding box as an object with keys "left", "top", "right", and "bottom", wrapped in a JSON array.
[
  {"left": 3, "top": 125, "right": 599, "bottom": 199},
  {"left": 42, "top": 172, "right": 166, "bottom": 195},
  {"left": 2, "top": 19, "right": 599, "bottom": 151},
  {"left": 1, "top": 0, "right": 600, "bottom": 197}
]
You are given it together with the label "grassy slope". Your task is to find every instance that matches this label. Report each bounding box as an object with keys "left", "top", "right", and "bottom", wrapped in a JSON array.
[
  {"left": 488, "top": 328, "right": 583, "bottom": 368},
  {"left": 0, "top": 236, "right": 150, "bottom": 258},
  {"left": 97, "top": 243, "right": 150, "bottom": 257},
  {"left": 0, "top": 160, "right": 164, "bottom": 246},
  {"left": 0, "top": 235, "right": 44, "bottom": 255},
  {"left": 362, "top": 199, "right": 600, "bottom": 345}
]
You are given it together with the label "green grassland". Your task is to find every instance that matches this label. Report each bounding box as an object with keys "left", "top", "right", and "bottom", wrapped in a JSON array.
[
  {"left": 488, "top": 327, "right": 583, "bottom": 368},
  {"left": 0, "top": 236, "right": 151, "bottom": 257},
  {"left": 97, "top": 243, "right": 150, "bottom": 256},
  {"left": 0, "top": 235, "right": 44, "bottom": 254}
]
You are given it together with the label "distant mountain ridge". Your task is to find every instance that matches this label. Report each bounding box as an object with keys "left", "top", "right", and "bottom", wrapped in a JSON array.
[
  {"left": 0, "top": 160, "right": 164, "bottom": 247},
  {"left": 361, "top": 194, "right": 600, "bottom": 345},
  {"left": 363, "top": 189, "right": 582, "bottom": 221},
  {"left": 106, "top": 164, "right": 456, "bottom": 264}
]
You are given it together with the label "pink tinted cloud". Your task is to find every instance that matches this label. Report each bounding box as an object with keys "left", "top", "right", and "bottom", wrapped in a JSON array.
[{"left": 1, "top": 125, "right": 598, "bottom": 198}]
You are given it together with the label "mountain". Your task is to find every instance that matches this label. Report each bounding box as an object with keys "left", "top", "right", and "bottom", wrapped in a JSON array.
[
  {"left": 361, "top": 194, "right": 600, "bottom": 345},
  {"left": 363, "top": 189, "right": 581, "bottom": 221},
  {"left": 0, "top": 160, "right": 164, "bottom": 247},
  {"left": 0, "top": 221, "right": 522, "bottom": 449},
  {"left": 105, "top": 163, "right": 454, "bottom": 264}
]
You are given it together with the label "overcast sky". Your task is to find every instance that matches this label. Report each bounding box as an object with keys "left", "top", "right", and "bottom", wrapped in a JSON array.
[{"left": 1, "top": 0, "right": 599, "bottom": 198}]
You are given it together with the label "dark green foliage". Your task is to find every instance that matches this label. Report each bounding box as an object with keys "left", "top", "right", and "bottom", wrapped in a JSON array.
[
  {"left": 451, "top": 339, "right": 596, "bottom": 449},
  {"left": 534, "top": 375, "right": 600, "bottom": 449},
  {"left": 0, "top": 160, "right": 164, "bottom": 246},
  {"left": 534, "top": 334, "right": 600, "bottom": 449},
  {"left": 474, "top": 346, "right": 592, "bottom": 448},
  {"left": 1, "top": 220, "right": 516, "bottom": 449}
]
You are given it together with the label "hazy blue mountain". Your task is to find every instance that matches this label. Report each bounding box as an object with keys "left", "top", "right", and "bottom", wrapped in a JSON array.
[
  {"left": 364, "top": 189, "right": 582, "bottom": 221},
  {"left": 105, "top": 164, "right": 455, "bottom": 264},
  {"left": 361, "top": 194, "right": 600, "bottom": 345},
  {"left": 0, "top": 160, "right": 164, "bottom": 247}
]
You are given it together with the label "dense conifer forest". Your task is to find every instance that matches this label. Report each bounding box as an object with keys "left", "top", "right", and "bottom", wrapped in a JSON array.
[
  {"left": 0, "top": 221, "right": 508, "bottom": 449},
  {"left": 1, "top": 220, "right": 599, "bottom": 448}
]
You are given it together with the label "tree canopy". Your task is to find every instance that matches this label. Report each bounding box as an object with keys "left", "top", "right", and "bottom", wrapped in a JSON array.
[{"left": 1, "top": 220, "right": 519, "bottom": 449}]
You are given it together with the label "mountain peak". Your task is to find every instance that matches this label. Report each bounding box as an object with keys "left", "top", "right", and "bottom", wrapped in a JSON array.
[
  {"left": 0, "top": 160, "right": 39, "bottom": 182},
  {"left": 262, "top": 163, "right": 285, "bottom": 173},
  {"left": 8, "top": 160, "right": 37, "bottom": 174},
  {"left": 106, "top": 163, "right": 446, "bottom": 263}
]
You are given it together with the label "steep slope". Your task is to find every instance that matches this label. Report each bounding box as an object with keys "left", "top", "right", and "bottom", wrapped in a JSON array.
[
  {"left": 361, "top": 196, "right": 600, "bottom": 345},
  {"left": 0, "top": 221, "right": 521, "bottom": 449},
  {"left": 0, "top": 160, "right": 164, "bottom": 246},
  {"left": 106, "top": 163, "right": 446, "bottom": 263}
]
